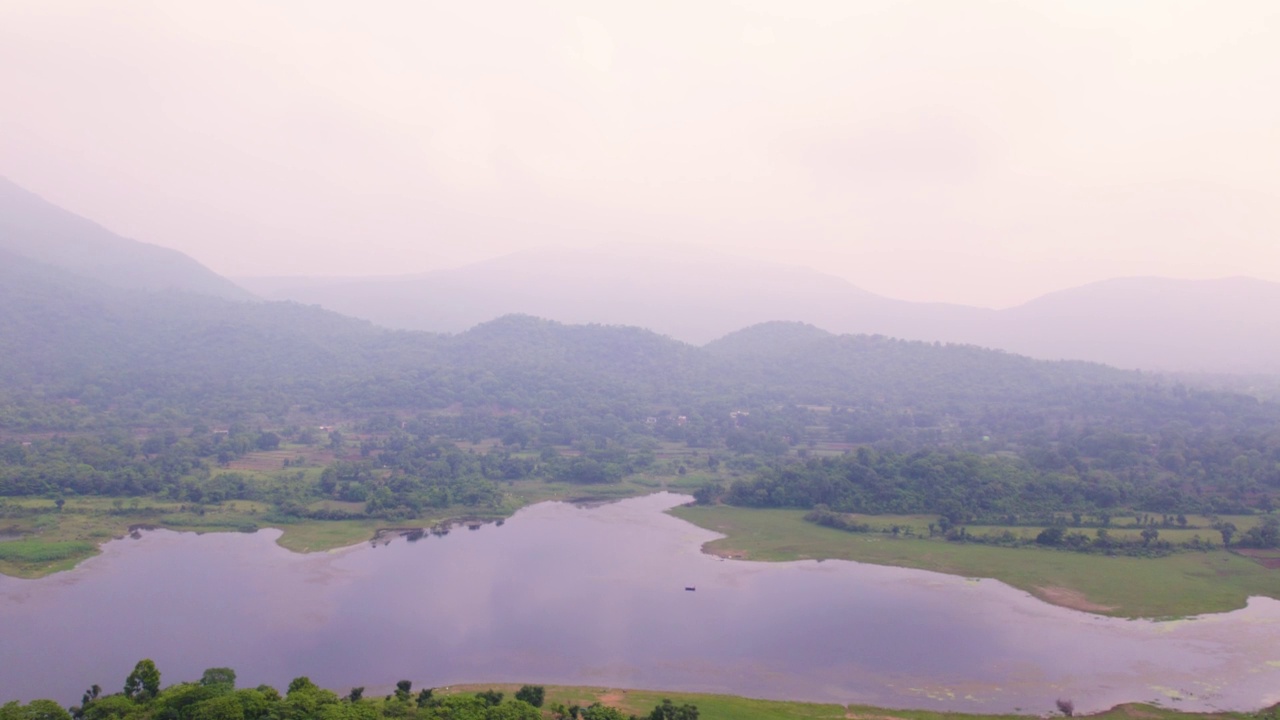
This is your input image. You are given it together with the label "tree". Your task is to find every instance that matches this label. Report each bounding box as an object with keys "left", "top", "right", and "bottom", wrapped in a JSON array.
[
  {"left": 414, "top": 689, "right": 434, "bottom": 708},
  {"left": 200, "top": 668, "right": 236, "bottom": 689},
  {"left": 124, "top": 659, "right": 161, "bottom": 701},
  {"left": 346, "top": 688, "right": 364, "bottom": 702},
  {"left": 78, "top": 695, "right": 137, "bottom": 720},
  {"left": 187, "top": 695, "right": 245, "bottom": 720},
  {"left": 394, "top": 681, "right": 412, "bottom": 703},
  {"left": 1056, "top": 699, "right": 1075, "bottom": 717},
  {"left": 515, "top": 686, "right": 545, "bottom": 708},
  {"left": 1036, "top": 527, "right": 1065, "bottom": 546},
  {"left": 1, "top": 700, "right": 73, "bottom": 720},
  {"left": 79, "top": 686, "right": 101, "bottom": 709},
  {"left": 648, "top": 699, "right": 699, "bottom": 720},
  {"left": 1220, "top": 523, "right": 1237, "bottom": 547},
  {"left": 579, "top": 705, "right": 626, "bottom": 720},
  {"left": 1140, "top": 527, "right": 1159, "bottom": 546},
  {"left": 476, "top": 690, "right": 504, "bottom": 707}
]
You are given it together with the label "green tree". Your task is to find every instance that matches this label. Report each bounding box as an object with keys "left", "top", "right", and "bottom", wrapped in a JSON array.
[
  {"left": 579, "top": 704, "right": 626, "bottom": 720},
  {"left": 188, "top": 695, "right": 245, "bottom": 720},
  {"left": 200, "top": 668, "right": 236, "bottom": 689},
  {"left": 1035, "top": 527, "right": 1065, "bottom": 546},
  {"left": 1221, "top": 522, "right": 1237, "bottom": 547},
  {"left": 393, "top": 681, "right": 412, "bottom": 703},
  {"left": 78, "top": 696, "right": 137, "bottom": 720},
  {"left": 123, "top": 659, "right": 161, "bottom": 701},
  {"left": 648, "top": 699, "right": 699, "bottom": 720},
  {"left": 1, "top": 700, "right": 73, "bottom": 720},
  {"left": 514, "top": 686, "right": 544, "bottom": 708},
  {"left": 414, "top": 689, "right": 433, "bottom": 708}
]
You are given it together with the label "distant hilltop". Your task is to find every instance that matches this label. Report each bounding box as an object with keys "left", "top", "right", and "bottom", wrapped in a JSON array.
[
  {"left": 2, "top": 174, "right": 1276, "bottom": 375},
  {"left": 239, "top": 246, "right": 1280, "bottom": 375}
]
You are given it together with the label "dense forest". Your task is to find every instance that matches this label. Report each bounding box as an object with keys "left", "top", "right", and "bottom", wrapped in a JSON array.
[
  {"left": 3, "top": 259, "right": 1280, "bottom": 531},
  {"left": 0, "top": 660, "right": 697, "bottom": 720}
]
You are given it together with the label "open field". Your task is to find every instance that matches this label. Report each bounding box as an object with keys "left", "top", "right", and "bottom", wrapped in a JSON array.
[
  {"left": 437, "top": 685, "right": 1266, "bottom": 720},
  {"left": 225, "top": 445, "right": 336, "bottom": 472},
  {"left": 669, "top": 505, "right": 1280, "bottom": 618},
  {"left": 0, "top": 496, "right": 276, "bottom": 578},
  {"left": 833, "top": 513, "right": 1268, "bottom": 543}
]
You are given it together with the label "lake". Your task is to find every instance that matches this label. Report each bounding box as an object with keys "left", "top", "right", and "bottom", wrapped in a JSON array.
[{"left": 2, "top": 492, "right": 1279, "bottom": 712}]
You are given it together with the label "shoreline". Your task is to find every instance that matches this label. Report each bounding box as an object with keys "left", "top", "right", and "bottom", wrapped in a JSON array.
[
  {"left": 7, "top": 491, "right": 1280, "bottom": 621},
  {"left": 668, "top": 504, "right": 1280, "bottom": 619}
]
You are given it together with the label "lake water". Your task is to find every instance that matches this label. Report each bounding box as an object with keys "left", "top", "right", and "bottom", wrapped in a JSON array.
[{"left": 2, "top": 493, "right": 1279, "bottom": 712}]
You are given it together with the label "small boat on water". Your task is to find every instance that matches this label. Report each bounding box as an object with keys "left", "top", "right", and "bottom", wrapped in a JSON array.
[{"left": 685, "top": 586, "right": 696, "bottom": 592}]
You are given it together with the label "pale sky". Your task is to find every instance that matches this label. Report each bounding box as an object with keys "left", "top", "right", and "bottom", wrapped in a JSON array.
[{"left": 2, "top": 0, "right": 1278, "bottom": 307}]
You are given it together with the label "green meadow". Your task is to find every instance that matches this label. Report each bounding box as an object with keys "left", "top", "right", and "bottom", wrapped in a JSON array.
[{"left": 669, "top": 505, "right": 1280, "bottom": 618}]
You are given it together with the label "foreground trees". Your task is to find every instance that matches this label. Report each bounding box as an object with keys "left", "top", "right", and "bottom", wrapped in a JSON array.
[{"left": 1, "top": 662, "right": 695, "bottom": 720}]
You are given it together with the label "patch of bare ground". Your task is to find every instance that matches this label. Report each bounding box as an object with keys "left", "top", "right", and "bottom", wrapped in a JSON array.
[
  {"left": 597, "top": 690, "right": 627, "bottom": 705},
  {"left": 704, "top": 543, "right": 747, "bottom": 560},
  {"left": 1233, "top": 548, "right": 1280, "bottom": 569},
  {"left": 845, "top": 712, "right": 909, "bottom": 720},
  {"left": 1035, "top": 586, "right": 1117, "bottom": 613}
]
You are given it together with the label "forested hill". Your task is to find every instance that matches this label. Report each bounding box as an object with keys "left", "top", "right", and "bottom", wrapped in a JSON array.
[
  {"left": 5, "top": 260, "right": 1280, "bottom": 517},
  {"left": 2, "top": 256, "right": 1277, "bottom": 449},
  {"left": 706, "top": 321, "right": 1134, "bottom": 402},
  {"left": 0, "top": 177, "right": 253, "bottom": 301}
]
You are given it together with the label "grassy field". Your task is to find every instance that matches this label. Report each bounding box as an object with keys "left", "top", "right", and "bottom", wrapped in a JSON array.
[
  {"left": 669, "top": 505, "right": 1280, "bottom": 618},
  {"left": 830, "top": 513, "right": 1267, "bottom": 543},
  {"left": 438, "top": 684, "right": 1266, "bottom": 720},
  {"left": 0, "top": 496, "right": 278, "bottom": 578}
]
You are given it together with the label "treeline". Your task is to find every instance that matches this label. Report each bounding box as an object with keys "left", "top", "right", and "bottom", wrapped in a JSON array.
[
  {"left": 0, "top": 426, "right": 280, "bottom": 498},
  {"left": 0, "top": 424, "right": 662, "bottom": 522},
  {"left": 320, "top": 434, "right": 656, "bottom": 519},
  {"left": 6, "top": 267, "right": 1280, "bottom": 519},
  {"left": 717, "top": 447, "right": 1280, "bottom": 520},
  {"left": 806, "top": 503, "right": 1280, "bottom": 556},
  {"left": 0, "top": 660, "right": 697, "bottom": 720}
]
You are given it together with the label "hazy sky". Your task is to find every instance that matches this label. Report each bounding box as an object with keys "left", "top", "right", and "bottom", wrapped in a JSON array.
[{"left": 2, "top": 1, "right": 1278, "bottom": 307}]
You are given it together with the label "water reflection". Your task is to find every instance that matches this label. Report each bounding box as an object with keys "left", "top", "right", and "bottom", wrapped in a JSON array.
[{"left": 2, "top": 492, "right": 1279, "bottom": 713}]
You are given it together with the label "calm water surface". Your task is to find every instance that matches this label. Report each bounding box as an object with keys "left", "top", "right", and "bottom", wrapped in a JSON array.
[{"left": 2, "top": 493, "right": 1279, "bottom": 712}]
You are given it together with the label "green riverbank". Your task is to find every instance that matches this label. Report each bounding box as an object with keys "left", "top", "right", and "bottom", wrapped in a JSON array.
[{"left": 669, "top": 505, "right": 1280, "bottom": 619}]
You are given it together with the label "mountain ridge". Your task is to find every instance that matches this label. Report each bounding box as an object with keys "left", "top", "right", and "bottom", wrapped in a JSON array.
[
  {"left": 238, "top": 249, "right": 1280, "bottom": 374},
  {"left": 0, "top": 176, "right": 253, "bottom": 301}
]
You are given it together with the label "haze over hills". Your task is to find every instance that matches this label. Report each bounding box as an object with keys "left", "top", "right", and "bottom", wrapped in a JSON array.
[
  {"left": 4, "top": 175, "right": 1276, "bottom": 375},
  {"left": 240, "top": 246, "right": 1280, "bottom": 374},
  {"left": 237, "top": 245, "right": 977, "bottom": 344},
  {"left": 0, "top": 176, "right": 252, "bottom": 301},
  {"left": 986, "top": 276, "right": 1280, "bottom": 374},
  {"left": 6, "top": 248, "right": 1251, "bottom": 441}
]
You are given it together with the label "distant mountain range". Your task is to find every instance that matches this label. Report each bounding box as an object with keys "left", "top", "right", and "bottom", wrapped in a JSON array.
[
  {"left": 0, "top": 176, "right": 251, "bottom": 301},
  {"left": 239, "top": 247, "right": 1280, "bottom": 374},
  {"left": 3, "top": 176, "right": 1276, "bottom": 374}
]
